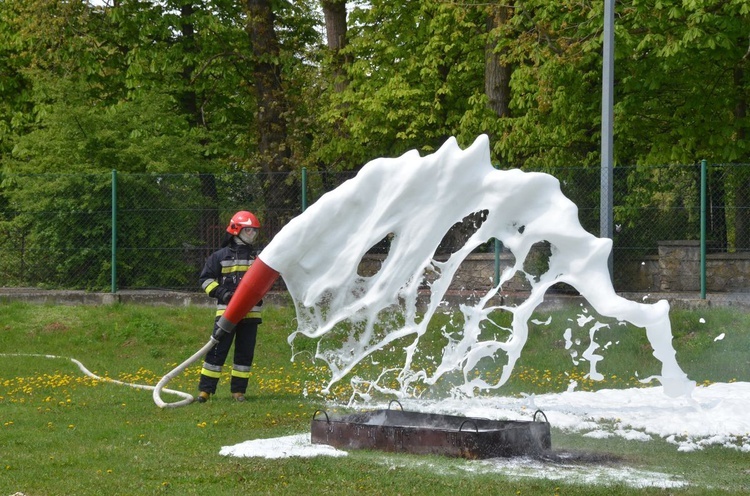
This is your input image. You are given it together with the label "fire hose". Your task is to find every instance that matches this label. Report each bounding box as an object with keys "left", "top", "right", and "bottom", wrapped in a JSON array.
[
  {"left": 3, "top": 259, "right": 281, "bottom": 409},
  {"left": 0, "top": 350, "right": 201, "bottom": 407},
  {"left": 1, "top": 337, "right": 214, "bottom": 408},
  {"left": 151, "top": 336, "right": 218, "bottom": 408}
]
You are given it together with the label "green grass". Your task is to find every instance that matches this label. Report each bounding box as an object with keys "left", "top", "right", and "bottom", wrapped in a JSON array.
[{"left": 0, "top": 301, "right": 748, "bottom": 495}]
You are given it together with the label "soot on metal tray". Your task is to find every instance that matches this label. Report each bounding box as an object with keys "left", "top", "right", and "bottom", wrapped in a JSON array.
[{"left": 311, "top": 401, "right": 551, "bottom": 459}]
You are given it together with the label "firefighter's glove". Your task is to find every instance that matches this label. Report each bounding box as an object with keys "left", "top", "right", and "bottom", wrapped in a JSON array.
[
  {"left": 212, "top": 326, "right": 228, "bottom": 341},
  {"left": 215, "top": 287, "right": 234, "bottom": 305},
  {"left": 211, "top": 317, "right": 235, "bottom": 341}
]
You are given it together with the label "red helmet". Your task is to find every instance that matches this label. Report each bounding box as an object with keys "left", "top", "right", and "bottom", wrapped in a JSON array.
[{"left": 226, "top": 211, "right": 260, "bottom": 235}]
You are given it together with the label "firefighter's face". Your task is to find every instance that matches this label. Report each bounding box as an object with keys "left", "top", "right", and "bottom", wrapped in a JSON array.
[{"left": 239, "top": 227, "right": 258, "bottom": 245}]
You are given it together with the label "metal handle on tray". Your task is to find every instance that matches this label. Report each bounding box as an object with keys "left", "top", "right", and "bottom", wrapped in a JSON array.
[
  {"left": 533, "top": 409, "right": 548, "bottom": 423},
  {"left": 312, "top": 409, "right": 330, "bottom": 423},
  {"left": 458, "top": 420, "right": 479, "bottom": 433}
]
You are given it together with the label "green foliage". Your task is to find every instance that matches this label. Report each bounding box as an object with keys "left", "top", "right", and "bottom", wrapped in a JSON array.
[
  {"left": 2, "top": 0, "right": 750, "bottom": 285},
  {"left": 7, "top": 76, "right": 206, "bottom": 174},
  {"left": 0, "top": 171, "right": 212, "bottom": 290},
  {"left": 0, "top": 72, "right": 213, "bottom": 289},
  {"left": 0, "top": 2, "right": 32, "bottom": 158},
  {"left": 1, "top": 0, "right": 748, "bottom": 172},
  {"left": 313, "top": 1, "right": 489, "bottom": 169},
  {"left": 613, "top": 164, "right": 702, "bottom": 254},
  {"left": 114, "top": 173, "right": 208, "bottom": 290},
  {"left": 0, "top": 173, "right": 113, "bottom": 289},
  {"left": 615, "top": 0, "right": 750, "bottom": 165},
  {"left": 483, "top": 0, "right": 605, "bottom": 169}
]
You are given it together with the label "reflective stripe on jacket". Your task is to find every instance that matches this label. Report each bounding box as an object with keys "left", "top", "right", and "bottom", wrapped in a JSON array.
[{"left": 199, "top": 239, "right": 262, "bottom": 322}]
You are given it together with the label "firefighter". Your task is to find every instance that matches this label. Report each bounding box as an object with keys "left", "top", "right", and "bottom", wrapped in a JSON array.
[{"left": 196, "top": 210, "right": 263, "bottom": 403}]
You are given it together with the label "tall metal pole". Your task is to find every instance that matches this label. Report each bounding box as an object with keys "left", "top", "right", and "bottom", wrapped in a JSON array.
[
  {"left": 601, "top": 0, "right": 615, "bottom": 276},
  {"left": 700, "top": 159, "right": 707, "bottom": 299},
  {"left": 111, "top": 169, "right": 118, "bottom": 294}
]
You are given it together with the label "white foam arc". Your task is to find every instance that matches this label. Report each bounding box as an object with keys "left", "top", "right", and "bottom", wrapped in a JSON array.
[{"left": 259, "top": 135, "right": 695, "bottom": 400}]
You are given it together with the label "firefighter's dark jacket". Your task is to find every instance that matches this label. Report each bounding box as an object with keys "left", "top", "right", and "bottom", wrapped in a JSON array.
[{"left": 199, "top": 239, "right": 262, "bottom": 322}]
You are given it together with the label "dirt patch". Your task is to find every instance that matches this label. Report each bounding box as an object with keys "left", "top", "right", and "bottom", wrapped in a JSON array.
[{"left": 42, "top": 321, "right": 70, "bottom": 333}]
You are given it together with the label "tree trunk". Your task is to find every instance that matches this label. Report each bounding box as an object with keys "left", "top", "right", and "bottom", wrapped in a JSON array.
[
  {"left": 246, "top": 0, "right": 296, "bottom": 239},
  {"left": 179, "top": 3, "right": 220, "bottom": 258},
  {"left": 179, "top": 3, "right": 198, "bottom": 122},
  {"left": 485, "top": 4, "right": 513, "bottom": 119},
  {"left": 321, "top": 0, "right": 349, "bottom": 93}
]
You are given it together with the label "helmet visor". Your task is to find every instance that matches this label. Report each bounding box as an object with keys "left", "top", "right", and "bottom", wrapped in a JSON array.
[{"left": 238, "top": 227, "right": 258, "bottom": 245}]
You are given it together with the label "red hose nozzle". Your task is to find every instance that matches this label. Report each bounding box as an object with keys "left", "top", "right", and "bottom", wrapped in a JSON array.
[{"left": 215, "top": 257, "right": 280, "bottom": 334}]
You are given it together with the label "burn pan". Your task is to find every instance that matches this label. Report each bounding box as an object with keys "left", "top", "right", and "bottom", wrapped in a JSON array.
[{"left": 311, "top": 401, "right": 551, "bottom": 459}]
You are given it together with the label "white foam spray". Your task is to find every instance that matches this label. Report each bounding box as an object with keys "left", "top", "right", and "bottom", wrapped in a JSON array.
[{"left": 259, "top": 135, "right": 695, "bottom": 401}]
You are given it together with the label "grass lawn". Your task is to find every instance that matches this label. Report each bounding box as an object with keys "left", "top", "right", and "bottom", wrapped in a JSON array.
[{"left": 0, "top": 301, "right": 748, "bottom": 495}]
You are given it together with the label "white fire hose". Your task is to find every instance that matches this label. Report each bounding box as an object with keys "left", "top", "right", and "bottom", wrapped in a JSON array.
[
  {"left": 1, "top": 337, "right": 218, "bottom": 409},
  {"left": 152, "top": 337, "right": 218, "bottom": 408}
]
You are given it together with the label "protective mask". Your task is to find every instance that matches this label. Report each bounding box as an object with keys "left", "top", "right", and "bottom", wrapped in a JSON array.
[{"left": 238, "top": 227, "right": 258, "bottom": 245}]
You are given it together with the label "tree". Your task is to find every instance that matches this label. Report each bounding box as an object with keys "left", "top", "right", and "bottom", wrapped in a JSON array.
[
  {"left": 0, "top": 1, "right": 32, "bottom": 159},
  {"left": 615, "top": 0, "right": 750, "bottom": 250},
  {"left": 322, "top": 0, "right": 349, "bottom": 93},
  {"left": 244, "top": 0, "right": 312, "bottom": 235},
  {"left": 247, "top": 0, "right": 291, "bottom": 234},
  {"left": 316, "top": 1, "right": 488, "bottom": 169},
  {"left": 484, "top": 3, "right": 513, "bottom": 120}
]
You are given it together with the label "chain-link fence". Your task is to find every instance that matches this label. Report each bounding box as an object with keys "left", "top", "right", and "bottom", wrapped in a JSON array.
[{"left": 1, "top": 163, "right": 749, "bottom": 295}]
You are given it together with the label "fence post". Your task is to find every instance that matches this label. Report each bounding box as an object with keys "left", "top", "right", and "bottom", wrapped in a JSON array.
[
  {"left": 301, "top": 167, "right": 308, "bottom": 212},
  {"left": 111, "top": 169, "right": 118, "bottom": 294},
  {"left": 700, "top": 159, "right": 707, "bottom": 299}
]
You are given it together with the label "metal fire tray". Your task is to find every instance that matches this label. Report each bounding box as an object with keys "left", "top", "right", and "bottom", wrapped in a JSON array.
[{"left": 311, "top": 401, "right": 551, "bottom": 459}]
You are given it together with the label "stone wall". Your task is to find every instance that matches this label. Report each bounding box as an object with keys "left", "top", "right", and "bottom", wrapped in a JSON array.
[
  {"left": 706, "top": 253, "right": 750, "bottom": 291},
  {"left": 5, "top": 242, "right": 749, "bottom": 309},
  {"left": 658, "top": 240, "right": 750, "bottom": 292},
  {"left": 359, "top": 245, "right": 552, "bottom": 293},
  {"left": 360, "top": 241, "right": 750, "bottom": 294},
  {"left": 658, "top": 240, "right": 701, "bottom": 291},
  {"left": 359, "top": 253, "right": 523, "bottom": 292}
]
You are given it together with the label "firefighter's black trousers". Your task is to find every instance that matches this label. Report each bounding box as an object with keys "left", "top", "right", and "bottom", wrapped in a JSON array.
[{"left": 198, "top": 318, "right": 258, "bottom": 395}]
